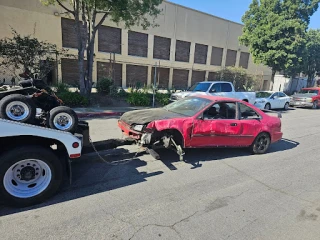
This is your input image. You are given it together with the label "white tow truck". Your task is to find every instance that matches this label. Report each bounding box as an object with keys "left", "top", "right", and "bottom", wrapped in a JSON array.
[{"left": 0, "top": 119, "right": 85, "bottom": 207}]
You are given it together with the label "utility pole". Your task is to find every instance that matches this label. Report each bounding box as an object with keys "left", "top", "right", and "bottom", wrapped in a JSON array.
[{"left": 153, "top": 62, "right": 157, "bottom": 108}]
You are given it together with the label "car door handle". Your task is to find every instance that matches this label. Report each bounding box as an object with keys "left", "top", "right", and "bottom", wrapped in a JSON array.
[{"left": 230, "top": 123, "right": 237, "bottom": 126}]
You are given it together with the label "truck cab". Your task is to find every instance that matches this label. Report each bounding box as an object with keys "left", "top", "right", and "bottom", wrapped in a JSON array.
[{"left": 170, "top": 81, "right": 256, "bottom": 105}]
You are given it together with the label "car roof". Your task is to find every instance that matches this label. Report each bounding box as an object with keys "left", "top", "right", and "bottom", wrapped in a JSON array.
[
  {"left": 197, "top": 81, "right": 232, "bottom": 84},
  {"left": 193, "top": 95, "right": 242, "bottom": 102}
]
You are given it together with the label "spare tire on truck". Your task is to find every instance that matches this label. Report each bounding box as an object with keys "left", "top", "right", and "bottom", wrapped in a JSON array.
[
  {"left": 48, "top": 106, "right": 79, "bottom": 133},
  {"left": 0, "top": 94, "right": 36, "bottom": 123},
  {"left": 0, "top": 146, "right": 63, "bottom": 207}
]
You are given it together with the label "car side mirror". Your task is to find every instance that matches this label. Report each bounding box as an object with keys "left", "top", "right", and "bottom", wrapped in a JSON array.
[
  {"left": 210, "top": 89, "right": 216, "bottom": 93},
  {"left": 198, "top": 113, "right": 204, "bottom": 120}
]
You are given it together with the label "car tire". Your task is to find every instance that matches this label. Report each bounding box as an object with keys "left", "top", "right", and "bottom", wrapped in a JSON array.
[
  {"left": 0, "top": 146, "right": 63, "bottom": 207},
  {"left": 264, "top": 103, "right": 271, "bottom": 110},
  {"left": 250, "top": 132, "right": 271, "bottom": 154},
  {"left": 312, "top": 101, "right": 318, "bottom": 109},
  {"left": 48, "top": 106, "right": 78, "bottom": 133},
  {"left": 283, "top": 102, "right": 289, "bottom": 110},
  {"left": 0, "top": 94, "right": 36, "bottom": 123}
]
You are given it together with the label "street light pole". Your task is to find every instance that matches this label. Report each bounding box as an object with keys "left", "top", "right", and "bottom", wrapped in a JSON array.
[{"left": 153, "top": 62, "right": 157, "bottom": 108}]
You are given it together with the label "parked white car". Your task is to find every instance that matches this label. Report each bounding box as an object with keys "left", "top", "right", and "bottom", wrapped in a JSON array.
[
  {"left": 254, "top": 91, "right": 291, "bottom": 110},
  {"left": 170, "top": 81, "right": 256, "bottom": 105}
]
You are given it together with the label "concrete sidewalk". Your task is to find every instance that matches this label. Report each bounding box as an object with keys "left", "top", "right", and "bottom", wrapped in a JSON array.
[{"left": 74, "top": 106, "right": 148, "bottom": 118}]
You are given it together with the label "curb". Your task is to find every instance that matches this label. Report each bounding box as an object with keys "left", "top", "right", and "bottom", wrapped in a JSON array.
[{"left": 76, "top": 111, "right": 125, "bottom": 118}]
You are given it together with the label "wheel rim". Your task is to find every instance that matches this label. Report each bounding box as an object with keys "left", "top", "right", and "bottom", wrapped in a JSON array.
[
  {"left": 265, "top": 104, "right": 270, "bottom": 110},
  {"left": 284, "top": 103, "right": 289, "bottom": 110},
  {"left": 313, "top": 102, "right": 317, "bottom": 109},
  {"left": 3, "top": 159, "right": 52, "bottom": 198},
  {"left": 53, "top": 113, "right": 73, "bottom": 130},
  {"left": 5, "top": 101, "right": 29, "bottom": 121},
  {"left": 256, "top": 135, "right": 269, "bottom": 151}
]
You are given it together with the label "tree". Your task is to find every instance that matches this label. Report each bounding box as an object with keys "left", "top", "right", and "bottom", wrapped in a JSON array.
[
  {"left": 302, "top": 29, "right": 320, "bottom": 86},
  {"left": 239, "top": 0, "right": 320, "bottom": 87},
  {"left": 41, "top": 0, "right": 163, "bottom": 96},
  {"left": 0, "top": 28, "right": 68, "bottom": 81}
]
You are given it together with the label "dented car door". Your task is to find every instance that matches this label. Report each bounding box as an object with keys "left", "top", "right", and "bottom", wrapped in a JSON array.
[{"left": 189, "top": 102, "right": 242, "bottom": 147}]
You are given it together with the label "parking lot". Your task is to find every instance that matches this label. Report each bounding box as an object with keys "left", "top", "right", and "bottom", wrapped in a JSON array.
[{"left": 1, "top": 107, "right": 320, "bottom": 239}]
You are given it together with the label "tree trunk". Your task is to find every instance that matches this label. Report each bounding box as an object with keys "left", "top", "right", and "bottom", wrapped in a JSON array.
[{"left": 270, "top": 69, "right": 276, "bottom": 91}]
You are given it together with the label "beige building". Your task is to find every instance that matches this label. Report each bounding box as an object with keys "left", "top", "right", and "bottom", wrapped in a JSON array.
[{"left": 0, "top": 0, "right": 272, "bottom": 89}]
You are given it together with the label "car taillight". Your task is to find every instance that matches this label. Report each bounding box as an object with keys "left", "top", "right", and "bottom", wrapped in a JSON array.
[{"left": 72, "top": 142, "right": 79, "bottom": 148}]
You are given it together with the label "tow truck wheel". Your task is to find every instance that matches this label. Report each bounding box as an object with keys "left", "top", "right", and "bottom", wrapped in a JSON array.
[
  {"left": 0, "top": 94, "right": 36, "bottom": 123},
  {"left": 0, "top": 146, "right": 63, "bottom": 207},
  {"left": 48, "top": 106, "right": 78, "bottom": 133}
]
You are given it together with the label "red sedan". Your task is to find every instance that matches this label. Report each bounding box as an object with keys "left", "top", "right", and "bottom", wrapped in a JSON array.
[{"left": 118, "top": 96, "right": 283, "bottom": 159}]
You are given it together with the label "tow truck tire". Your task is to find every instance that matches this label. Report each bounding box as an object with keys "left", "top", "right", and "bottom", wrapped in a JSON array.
[
  {"left": 0, "top": 146, "right": 63, "bottom": 207},
  {"left": 0, "top": 94, "right": 36, "bottom": 123},
  {"left": 48, "top": 106, "right": 78, "bottom": 133}
]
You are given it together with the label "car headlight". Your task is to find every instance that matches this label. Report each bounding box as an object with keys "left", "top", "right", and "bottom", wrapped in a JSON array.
[
  {"left": 306, "top": 98, "right": 313, "bottom": 102},
  {"left": 133, "top": 124, "right": 144, "bottom": 132}
]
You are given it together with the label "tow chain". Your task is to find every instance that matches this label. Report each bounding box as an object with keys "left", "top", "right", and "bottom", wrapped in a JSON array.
[{"left": 88, "top": 136, "right": 145, "bottom": 166}]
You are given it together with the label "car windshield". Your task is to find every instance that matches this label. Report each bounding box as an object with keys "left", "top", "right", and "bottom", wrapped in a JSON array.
[
  {"left": 256, "top": 92, "right": 272, "bottom": 98},
  {"left": 298, "top": 89, "right": 319, "bottom": 95},
  {"left": 164, "top": 97, "right": 212, "bottom": 116},
  {"left": 188, "top": 82, "right": 211, "bottom": 92}
]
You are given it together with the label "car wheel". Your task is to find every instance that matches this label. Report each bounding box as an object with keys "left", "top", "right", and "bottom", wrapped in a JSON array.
[
  {"left": 283, "top": 102, "right": 289, "bottom": 110},
  {"left": 0, "top": 94, "right": 36, "bottom": 123},
  {"left": 48, "top": 106, "right": 78, "bottom": 133},
  {"left": 312, "top": 101, "right": 318, "bottom": 109},
  {"left": 264, "top": 103, "right": 271, "bottom": 110},
  {"left": 0, "top": 146, "right": 63, "bottom": 207},
  {"left": 250, "top": 132, "right": 271, "bottom": 154}
]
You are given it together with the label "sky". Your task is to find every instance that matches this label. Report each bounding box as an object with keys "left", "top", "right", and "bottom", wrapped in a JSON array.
[{"left": 169, "top": 0, "right": 320, "bottom": 29}]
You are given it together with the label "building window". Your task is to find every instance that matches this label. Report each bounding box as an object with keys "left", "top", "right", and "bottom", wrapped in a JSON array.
[
  {"left": 175, "top": 40, "right": 190, "bottom": 62},
  {"left": 151, "top": 67, "right": 170, "bottom": 89},
  {"left": 194, "top": 43, "right": 208, "bottom": 64},
  {"left": 126, "top": 64, "right": 148, "bottom": 87},
  {"left": 153, "top": 36, "right": 171, "bottom": 60},
  {"left": 191, "top": 70, "right": 206, "bottom": 86},
  {"left": 97, "top": 62, "right": 122, "bottom": 86},
  {"left": 239, "top": 52, "right": 250, "bottom": 69},
  {"left": 61, "top": 18, "right": 78, "bottom": 49},
  {"left": 98, "top": 26, "right": 121, "bottom": 54},
  {"left": 61, "top": 58, "right": 87, "bottom": 86},
  {"left": 128, "top": 31, "right": 148, "bottom": 57},
  {"left": 225, "top": 49, "right": 237, "bottom": 67},
  {"left": 208, "top": 72, "right": 219, "bottom": 80},
  {"left": 172, "top": 69, "right": 189, "bottom": 90},
  {"left": 211, "top": 47, "right": 223, "bottom": 66}
]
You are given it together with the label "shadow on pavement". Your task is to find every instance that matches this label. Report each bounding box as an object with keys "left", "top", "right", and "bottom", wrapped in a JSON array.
[
  {"left": 157, "top": 138, "right": 299, "bottom": 170},
  {"left": 0, "top": 138, "right": 298, "bottom": 216}
]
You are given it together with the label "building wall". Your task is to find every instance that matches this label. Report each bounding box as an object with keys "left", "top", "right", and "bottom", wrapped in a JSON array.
[{"left": 0, "top": 0, "right": 272, "bottom": 89}]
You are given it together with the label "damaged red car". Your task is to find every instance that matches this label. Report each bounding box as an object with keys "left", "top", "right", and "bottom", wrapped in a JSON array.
[{"left": 118, "top": 96, "right": 283, "bottom": 160}]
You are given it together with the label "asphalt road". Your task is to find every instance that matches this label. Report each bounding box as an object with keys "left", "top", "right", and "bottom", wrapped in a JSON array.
[{"left": 1, "top": 107, "right": 320, "bottom": 240}]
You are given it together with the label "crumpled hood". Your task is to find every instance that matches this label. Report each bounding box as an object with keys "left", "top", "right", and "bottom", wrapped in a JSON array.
[{"left": 120, "top": 108, "right": 184, "bottom": 125}]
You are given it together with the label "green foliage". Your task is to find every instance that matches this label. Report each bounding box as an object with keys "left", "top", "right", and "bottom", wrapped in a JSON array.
[
  {"left": 156, "top": 92, "right": 170, "bottom": 106},
  {"left": 302, "top": 29, "right": 320, "bottom": 86},
  {"left": 97, "top": 78, "right": 113, "bottom": 94},
  {"left": 216, "top": 67, "right": 261, "bottom": 91},
  {"left": 240, "top": 0, "right": 320, "bottom": 81},
  {"left": 126, "top": 90, "right": 150, "bottom": 106},
  {"left": 0, "top": 28, "right": 69, "bottom": 79},
  {"left": 41, "top": 0, "right": 163, "bottom": 95},
  {"left": 52, "top": 82, "right": 70, "bottom": 93},
  {"left": 56, "top": 91, "right": 89, "bottom": 107}
]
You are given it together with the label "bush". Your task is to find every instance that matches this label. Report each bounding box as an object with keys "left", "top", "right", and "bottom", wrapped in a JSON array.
[
  {"left": 57, "top": 91, "right": 89, "bottom": 107},
  {"left": 126, "top": 91, "right": 150, "bottom": 106},
  {"left": 53, "top": 83, "right": 70, "bottom": 93},
  {"left": 97, "top": 78, "right": 113, "bottom": 94},
  {"left": 156, "top": 92, "right": 170, "bottom": 106}
]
